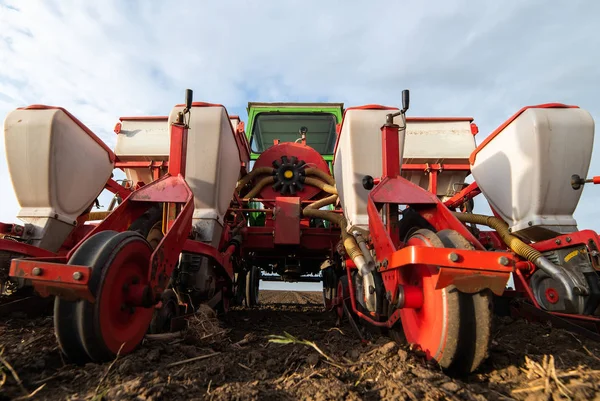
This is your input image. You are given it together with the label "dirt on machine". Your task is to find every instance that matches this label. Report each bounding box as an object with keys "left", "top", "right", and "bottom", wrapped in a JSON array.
[{"left": 1, "top": 89, "right": 599, "bottom": 379}]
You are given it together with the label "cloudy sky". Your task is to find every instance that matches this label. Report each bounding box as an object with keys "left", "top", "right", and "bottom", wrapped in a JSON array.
[{"left": 1, "top": 0, "right": 599, "bottom": 236}]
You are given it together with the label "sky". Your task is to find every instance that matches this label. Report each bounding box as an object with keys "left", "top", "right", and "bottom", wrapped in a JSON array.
[{"left": 1, "top": 1, "right": 599, "bottom": 291}]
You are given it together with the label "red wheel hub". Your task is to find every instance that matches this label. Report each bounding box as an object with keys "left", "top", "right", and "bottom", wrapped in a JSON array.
[
  {"left": 98, "top": 239, "right": 154, "bottom": 355},
  {"left": 399, "top": 233, "right": 449, "bottom": 361},
  {"left": 545, "top": 288, "right": 559, "bottom": 304}
]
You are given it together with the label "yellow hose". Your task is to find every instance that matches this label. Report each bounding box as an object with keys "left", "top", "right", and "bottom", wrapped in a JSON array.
[
  {"left": 245, "top": 176, "right": 275, "bottom": 199},
  {"left": 87, "top": 211, "right": 110, "bottom": 221},
  {"left": 303, "top": 208, "right": 363, "bottom": 261},
  {"left": 240, "top": 163, "right": 362, "bottom": 264},
  {"left": 306, "top": 194, "right": 338, "bottom": 210},
  {"left": 452, "top": 212, "right": 542, "bottom": 263},
  {"left": 304, "top": 177, "right": 337, "bottom": 195},
  {"left": 305, "top": 168, "right": 335, "bottom": 186},
  {"left": 236, "top": 167, "right": 274, "bottom": 191}
]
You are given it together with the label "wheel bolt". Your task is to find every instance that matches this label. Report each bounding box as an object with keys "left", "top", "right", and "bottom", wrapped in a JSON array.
[
  {"left": 448, "top": 252, "right": 459, "bottom": 263},
  {"left": 32, "top": 267, "right": 42, "bottom": 276},
  {"left": 72, "top": 271, "right": 83, "bottom": 281}
]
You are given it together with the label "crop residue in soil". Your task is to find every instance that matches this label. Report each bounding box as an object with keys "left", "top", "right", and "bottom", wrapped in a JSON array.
[{"left": 0, "top": 290, "right": 599, "bottom": 400}]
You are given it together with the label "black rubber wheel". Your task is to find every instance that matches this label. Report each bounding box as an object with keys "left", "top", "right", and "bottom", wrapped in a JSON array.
[
  {"left": 54, "top": 230, "right": 154, "bottom": 363},
  {"left": 246, "top": 266, "right": 260, "bottom": 307},
  {"left": 54, "top": 230, "right": 118, "bottom": 364},
  {"left": 321, "top": 266, "right": 338, "bottom": 309},
  {"left": 127, "top": 205, "right": 162, "bottom": 239},
  {"left": 76, "top": 231, "right": 154, "bottom": 362}
]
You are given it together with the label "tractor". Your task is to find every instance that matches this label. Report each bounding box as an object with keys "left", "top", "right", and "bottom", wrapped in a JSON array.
[{"left": 1, "top": 89, "right": 599, "bottom": 375}]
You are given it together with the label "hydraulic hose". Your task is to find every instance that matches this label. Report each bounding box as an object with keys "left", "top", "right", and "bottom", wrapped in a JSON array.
[
  {"left": 244, "top": 176, "right": 275, "bottom": 199},
  {"left": 88, "top": 211, "right": 110, "bottom": 221},
  {"left": 305, "top": 168, "right": 335, "bottom": 186},
  {"left": 236, "top": 167, "right": 274, "bottom": 191},
  {"left": 303, "top": 177, "right": 337, "bottom": 195},
  {"left": 451, "top": 212, "right": 542, "bottom": 262},
  {"left": 306, "top": 194, "right": 338, "bottom": 211},
  {"left": 452, "top": 212, "right": 587, "bottom": 296}
]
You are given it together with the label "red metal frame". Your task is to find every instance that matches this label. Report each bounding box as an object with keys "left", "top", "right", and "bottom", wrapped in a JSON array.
[
  {"left": 341, "top": 114, "right": 514, "bottom": 328},
  {"left": 0, "top": 238, "right": 56, "bottom": 258},
  {"left": 273, "top": 197, "right": 301, "bottom": 245},
  {"left": 8, "top": 106, "right": 250, "bottom": 306}
]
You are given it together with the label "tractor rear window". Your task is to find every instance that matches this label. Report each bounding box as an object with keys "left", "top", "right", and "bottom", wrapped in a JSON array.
[{"left": 250, "top": 113, "right": 337, "bottom": 154}]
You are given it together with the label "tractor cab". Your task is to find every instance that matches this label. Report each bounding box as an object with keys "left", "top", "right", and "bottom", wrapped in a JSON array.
[{"left": 246, "top": 102, "right": 344, "bottom": 170}]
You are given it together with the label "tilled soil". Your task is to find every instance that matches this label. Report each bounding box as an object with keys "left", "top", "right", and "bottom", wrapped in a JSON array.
[{"left": 0, "top": 290, "right": 599, "bottom": 400}]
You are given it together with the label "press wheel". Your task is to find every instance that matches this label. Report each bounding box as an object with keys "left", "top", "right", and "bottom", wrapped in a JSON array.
[
  {"left": 54, "top": 230, "right": 116, "bottom": 364},
  {"left": 321, "top": 265, "right": 337, "bottom": 310},
  {"left": 55, "top": 230, "right": 155, "bottom": 363},
  {"left": 335, "top": 274, "right": 351, "bottom": 320},
  {"left": 246, "top": 266, "right": 260, "bottom": 307},
  {"left": 395, "top": 228, "right": 492, "bottom": 374}
]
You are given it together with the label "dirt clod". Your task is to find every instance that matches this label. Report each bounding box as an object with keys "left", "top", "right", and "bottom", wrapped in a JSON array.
[{"left": 378, "top": 340, "right": 397, "bottom": 355}]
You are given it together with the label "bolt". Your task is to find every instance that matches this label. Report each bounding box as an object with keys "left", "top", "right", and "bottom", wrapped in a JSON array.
[
  {"left": 448, "top": 252, "right": 459, "bottom": 263},
  {"left": 566, "top": 237, "right": 572, "bottom": 243},
  {"left": 382, "top": 259, "right": 389, "bottom": 268},
  {"left": 555, "top": 239, "right": 561, "bottom": 245},
  {"left": 72, "top": 271, "right": 83, "bottom": 281},
  {"left": 528, "top": 221, "right": 533, "bottom": 227},
  {"left": 498, "top": 256, "right": 510, "bottom": 266},
  {"left": 32, "top": 267, "right": 42, "bottom": 276}
]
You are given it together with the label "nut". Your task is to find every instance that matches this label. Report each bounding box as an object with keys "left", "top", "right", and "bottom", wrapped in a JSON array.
[
  {"left": 72, "top": 271, "right": 83, "bottom": 281},
  {"left": 448, "top": 252, "right": 459, "bottom": 263},
  {"left": 31, "top": 267, "right": 42, "bottom": 276},
  {"left": 498, "top": 256, "right": 510, "bottom": 266}
]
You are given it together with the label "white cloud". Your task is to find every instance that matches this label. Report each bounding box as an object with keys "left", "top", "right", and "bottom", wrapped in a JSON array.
[{"left": 1, "top": 0, "right": 599, "bottom": 230}]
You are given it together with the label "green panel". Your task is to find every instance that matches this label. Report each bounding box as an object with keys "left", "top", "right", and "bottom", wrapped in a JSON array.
[{"left": 246, "top": 105, "right": 343, "bottom": 163}]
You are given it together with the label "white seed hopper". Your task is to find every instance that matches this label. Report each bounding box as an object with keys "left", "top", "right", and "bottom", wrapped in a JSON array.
[
  {"left": 471, "top": 104, "right": 595, "bottom": 241},
  {"left": 333, "top": 106, "right": 476, "bottom": 231},
  {"left": 4, "top": 106, "right": 115, "bottom": 252}
]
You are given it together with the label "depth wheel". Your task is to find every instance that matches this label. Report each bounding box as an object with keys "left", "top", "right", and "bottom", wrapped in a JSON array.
[
  {"left": 321, "top": 266, "right": 337, "bottom": 310},
  {"left": 246, "top": 266, "right": 260, "bottom": 307},
  {"left": 436, "top": 229, "right": 493, "bottom": 374},
  {"left": 54, "top": 230, "right": 116, "bottom": 364},
  {"left": 55, "top": 231, "right": 155, "bottom": 363},
  {"left": 396, "top": 228, "right": 492, "bottom": 374},
  {"left": 335, "top": 274, "right": 350, "bottom": 320}
]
